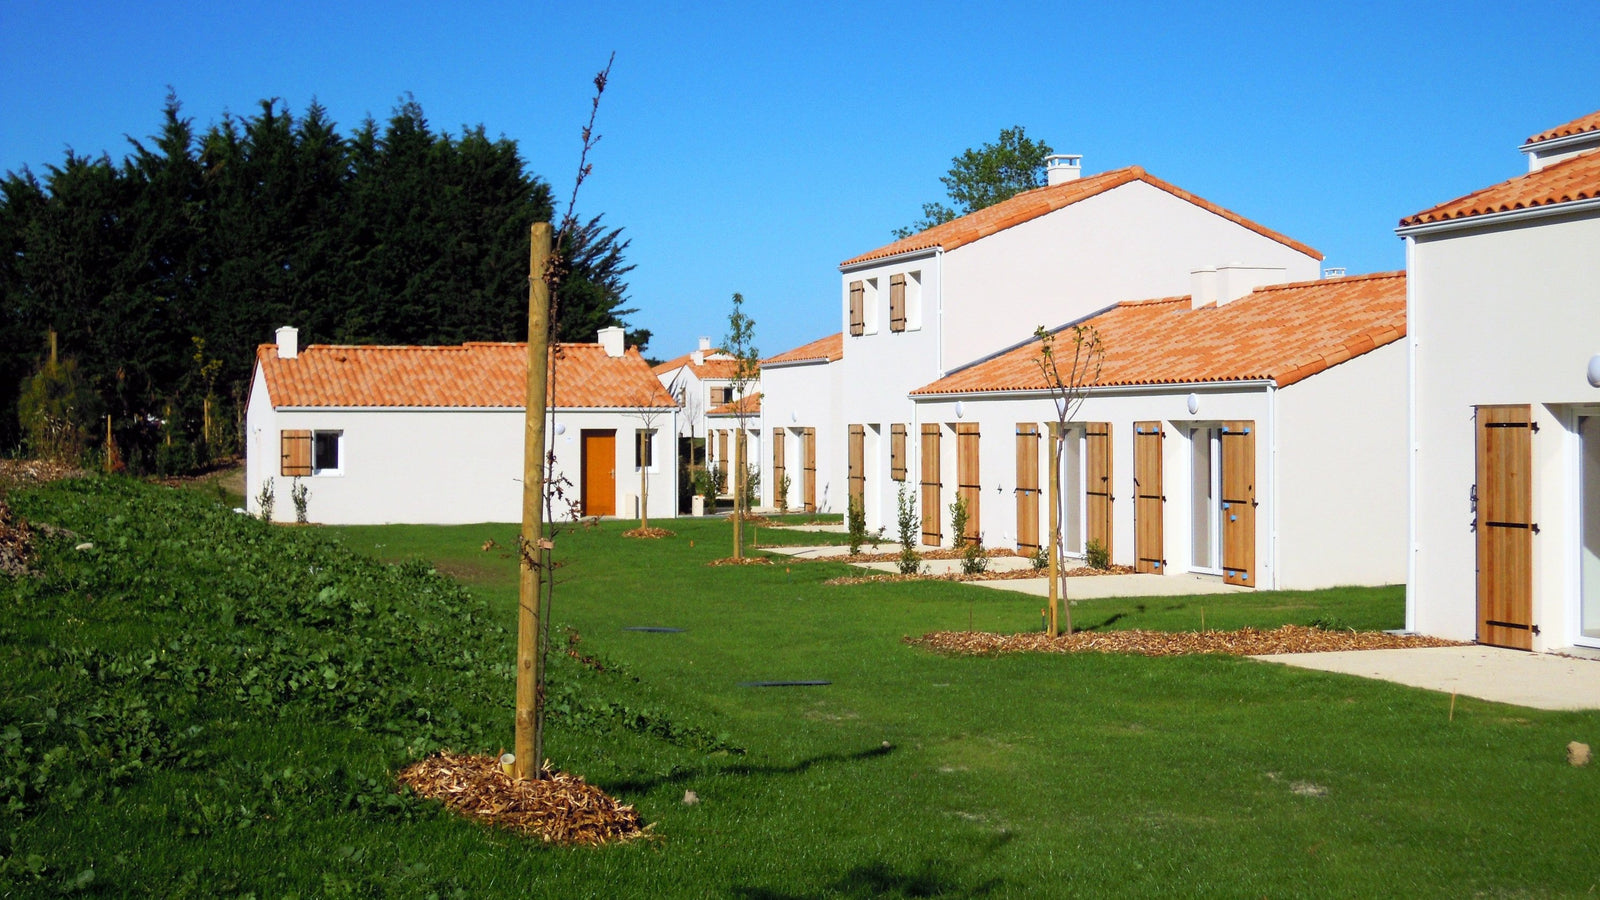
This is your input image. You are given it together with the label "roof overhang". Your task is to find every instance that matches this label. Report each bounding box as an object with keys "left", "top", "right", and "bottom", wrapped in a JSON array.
[
  {"left": 839, "top": 246, "right": 940, "bottom": 275},
  {"left": 909, "top": 379, "right": 1278, "bottom": 403},
  {"left": 1397, "top": 195, "right": 1600, "bottom": 238},
  {"left": 1519, "top": 130, "right": 1600, "bottom": 156}
]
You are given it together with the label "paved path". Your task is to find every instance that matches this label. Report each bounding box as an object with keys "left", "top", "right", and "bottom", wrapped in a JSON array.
[
  {"left": 966, "top": 572, "right": 1250, "bottom": 599},
  {"left": 1252, "top": 645, "right": 1600, "bottom": 711}
]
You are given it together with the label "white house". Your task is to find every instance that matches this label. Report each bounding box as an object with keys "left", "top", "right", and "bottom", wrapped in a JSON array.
[
  {"left": 1399, "top": 110, "right": 1600, "bottom": 651},
  {"left": 706, "top": 392, "right": 761, "bottom": 504},
  {"left": 907, "top": 271, "right": 1408, "bottom": 591},
  {"left": 758, "top": 333, "right": 843, "bottom": 513},
  {"left": 653, "top": 337, "right": 755, "bottom": 446},
  {"left": 833, "top": 156, "right": 1325, "bottom": 533},
  {"left": 245, "top": 326, "right": 679, "bottom": 525}
]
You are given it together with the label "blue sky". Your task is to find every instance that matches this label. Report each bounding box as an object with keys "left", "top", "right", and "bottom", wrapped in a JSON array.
[{"left": 3, "top": 0, "right": 1597, "bottom": 361}]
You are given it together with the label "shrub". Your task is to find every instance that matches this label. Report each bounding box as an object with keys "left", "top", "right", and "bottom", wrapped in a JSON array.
[
  {"left": 847, "top": 495, "right": 867, "bottom": 556},
  {"left": 291, "top": 478, "right": 309, "bottom": 524},
  {"left": 776, "top": 473, "right": 792, "bottom": 512},
  {"left": 742, "top": 464, "right": 760, "bottom": 511},
  {"left": 960, "top": 533, "right": 989, "bottom": 575},
  {"left": 1029, "top": 544, "right": 1048, "bottom": 570},
  {"left": 256, "top": 479, "right": 275, "bottom": 523},
  {"left": 1086, "top": 538, "right": 1109, "bottom": 570},
  {"left": 895, "top": 484, "right": 920, "bottom": 575},
  {"left": 948, "top": 494, "right": 971, "bottom": 548},
  {"left": 17, "top": 356, "right": 97, "bottom": 464}
]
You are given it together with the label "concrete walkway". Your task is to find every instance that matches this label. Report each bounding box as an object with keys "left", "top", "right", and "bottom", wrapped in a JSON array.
[
  {"left": 1252, "top": 645, "right": 1600, "bottom": 711},
  {"left": 966, "top": 572, "right": 1250, "bottom": 599}
]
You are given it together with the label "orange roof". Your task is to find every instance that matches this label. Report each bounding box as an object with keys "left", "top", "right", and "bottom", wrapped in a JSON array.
[
  {"left": 257, "top": 341, "right": 677, "bottom": 409},
  {"left": 708, "top": 392, "right": 761, "bottom": 416},
  {"left": 1400, "top": 148, "right": 1600, "bottom": 226},
  {"left": 1526, "top": 110, "right": 1600, "bottom": 145},
  {"left": 652, "top": 348, "right": 741, "bottom": 381},
  {"left": 911, "top": 271, "right": 1405, "bottom": 395},
  {"left": 763, "top": 333, "right": 843, "bottom": 366},
  {"left": 842, "top": 166, "right": 1321, "bottom": 267}
]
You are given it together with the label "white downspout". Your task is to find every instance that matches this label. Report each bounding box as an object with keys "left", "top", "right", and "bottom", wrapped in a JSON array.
[
  {"left": 935, "top": 249, "right": 946, "bottom": 377},
  {"left": 1267, "top": 382, "right": 1278, "bottom": 590},
  {"left": 1404, "top": 236, "right": 1419, "bottom": 634}
]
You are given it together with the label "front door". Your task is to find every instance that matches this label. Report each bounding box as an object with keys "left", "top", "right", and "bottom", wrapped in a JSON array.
[
  {"left": 581, "top": 429, "right": 616, "bottom": 517},
  {"left": 1476, "top": 405, "right": 1534, "bottom": 650}
]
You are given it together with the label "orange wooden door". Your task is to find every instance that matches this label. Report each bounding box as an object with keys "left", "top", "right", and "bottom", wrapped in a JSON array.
[
  {"left": 920, "top": 424, "right": 941, "bottom": 545},
  {"left": 1085, "top": 422, "right": 1113, "bottom": 558},
  {"left": 1220, "top": 421, "right": 1255, "bottom": 586},
  {"left": 1015, "top": 424, "right": 1040, "bottom": 552},
  {"left": 956, "top": 423, "right": 981, "bottom": 542},
  {"left": 1134, "top": 422, "right": 1165, "bottom": 573},
  {"left": 581, "top": 430, "right": 616, "bottom": 517},
  {"left": 848, "top": 425, "right": 865, "bottom": 508},
  {"left": 802, "top": 428, "right": 817, "bottom": 512},
  {"left": 1476, "top": 405, "right": 1535, "bottom": 650}
]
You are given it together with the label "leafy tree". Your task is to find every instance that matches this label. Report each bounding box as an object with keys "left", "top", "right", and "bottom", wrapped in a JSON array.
[{"left": 895, "top": 126, "right": 1054, "bottom": 238}]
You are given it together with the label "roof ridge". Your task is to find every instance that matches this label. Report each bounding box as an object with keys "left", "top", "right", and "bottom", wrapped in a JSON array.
[{"left": 1251, "top": 270, "right": 1405, "bottom": 292}]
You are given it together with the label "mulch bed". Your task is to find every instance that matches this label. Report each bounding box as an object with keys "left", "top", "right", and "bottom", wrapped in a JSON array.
[
  {"left": 395, "top": 753, "right": 651, "bottom": 846},
  {"left": 708, "top": 556, "right": 774, "bottom": 567},
  {"left": 623, "top": 526, "right": 675, "bottom": 539},
  {"left": 906, "top": 624, "right": 1464, "bottom": 658},
  {"left": 0, "top": 498, "right": 36, "bottom": 578},
  {"left": 770, "top": 546, "right": 1020, "bottom": 565},
  {"left": 825, "top": 564, "right": 1134, "bottom": 586},
  {"left": 0, "top": 459, "right": 82, "bottom": 493}
]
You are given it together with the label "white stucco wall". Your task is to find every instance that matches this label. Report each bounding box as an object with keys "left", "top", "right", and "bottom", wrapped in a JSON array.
[
  {"left": 1274, "top": 341, "right": 1408, "bottom": 589},
  {"left": 1407, "top": 209, "right": 1600, "bottom": 648},
  {"left": 759, "top": 357, "right": 843, "bottom": 512},
  {"left": 245, "top": 365, "right": 678, "bottom": 525}
]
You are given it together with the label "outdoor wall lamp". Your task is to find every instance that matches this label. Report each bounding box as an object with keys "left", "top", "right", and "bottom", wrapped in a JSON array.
[
  {"left": 1588, "top": 355, "right": 1600, "bottom": 388},
  {"left": 955, "top": 401, "right": 965, "bottom": 419},
  {"left": 791, "top": 410, "right": 798, "bottom": 423},
  {"left": 554, "top": 423, "right": 566, "bottom": 435},
  {"left": 1187, "top": 392, "right": 1200, "bottom": 415}
]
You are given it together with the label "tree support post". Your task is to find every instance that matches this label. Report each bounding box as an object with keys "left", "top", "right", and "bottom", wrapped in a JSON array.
[
  {"left": 516, "top": 222, "right": 552, "bottom": 779},
  {"left": 1048, "top": 423, "right": 1061, "bottom": 637}
]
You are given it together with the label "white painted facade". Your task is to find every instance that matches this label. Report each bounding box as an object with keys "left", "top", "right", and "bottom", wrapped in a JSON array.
[
  {"left": 1403, "top": 201, "right": 1600, "bottom": 649},
  {"left": 908, "top": 341, "right": 1406, "bottom": 590},
  {"left": 837, "top": 172, "right": 1322, "bottom": 534},
  {"left": 759, "top": 354, "right": 844, "bottom": 512}
]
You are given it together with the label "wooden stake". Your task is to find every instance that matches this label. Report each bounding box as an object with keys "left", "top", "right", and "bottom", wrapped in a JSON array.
[
  {"left": 1047, "top": 424, "right": 1062, "bottom": 636},
  {"left": 516, "top": 222, "right": 553, "bottom": 780},
  {"left": 1449, "top": 692, "right": 1457, "bottom": 722}
]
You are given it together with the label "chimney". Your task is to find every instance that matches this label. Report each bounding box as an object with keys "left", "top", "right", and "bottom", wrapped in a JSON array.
[
  {"left": 698, "top": 336, "right": 711, "bottom": 351},
  {"left": 1045, "top": 154, "right": 1082, "bottom": 186},
  {"left": 598, "top": 326, "right": 625, "bottom": 358},
  {"left": 275, "top": 325, "right": 299, "bottom": 359},
  {"left": 1193, "top": 263, "right": 1286, "bottom": 309}
]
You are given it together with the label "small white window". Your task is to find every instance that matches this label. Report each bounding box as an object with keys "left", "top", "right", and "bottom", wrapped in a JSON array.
[
  {"left": 634, "top": 429, "right": 657, "bottom": 471},
  {"left": 905, "top": 270, "right": 923, "bottom": 331},
  {"left": 312, "top": 431, "right": 343, "bottom": 476},
  {"left": 863, "top": 278, "right": 880, "bottom": 334}
]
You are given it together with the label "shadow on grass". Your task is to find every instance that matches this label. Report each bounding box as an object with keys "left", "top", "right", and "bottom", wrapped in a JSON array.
[
  {"left": 602, "top": 742, "right": 895, "bottom": 795},
  {"left": 732, "top": 833, "right": 1013, "bottom": 898}
]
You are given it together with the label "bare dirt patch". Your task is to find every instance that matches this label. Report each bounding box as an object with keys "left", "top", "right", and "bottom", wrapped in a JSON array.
[
  {"left": 396, "top": 753, "right": 650, "bottom": 846},
  {"left": 905, "top": 624, "right": 1463, "bottom": 657}
]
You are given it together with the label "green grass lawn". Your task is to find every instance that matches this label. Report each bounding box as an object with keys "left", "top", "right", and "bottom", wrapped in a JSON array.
[{"left": 5, "top": 479, "right": 1598, "bottom": 897}]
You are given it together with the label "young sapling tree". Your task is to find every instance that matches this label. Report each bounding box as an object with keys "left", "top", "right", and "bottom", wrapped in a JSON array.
[{"left": 1034, "top": 323, "right": 1104, "bottom": 636}]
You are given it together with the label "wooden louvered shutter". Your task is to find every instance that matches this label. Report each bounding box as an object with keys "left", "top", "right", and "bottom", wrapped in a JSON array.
[
  {"left": 890, "top": 424, "right": 907, "bottom": 481},
  {"left": 1085, "top": 422, "right": 1113, "bottom": 559},
  {"left": 1220, "top": 421, "right": 1256, "bottom": 587},
  {"left": 1476, "top": 405, "right": 1535, "bottom": 650},
  {"left": 281, "top": 429, "right": 312, "bottom": 477},
  {"left": 1015, "top": 424, "right": 1040, "bottom": 552},
  {"left": 921, "top": 424, "right": 941, "bottom": 545},
  {"left": 772, "top": 429, "right": 786, "bottom": 510},
  {"left": 889, "top": 274, "right": 906, "bottom": 332},
  {"left": 849, "top": 281, "right": 865, "bottom": 336},
  {"left": 718, "top": 430, "right": 728, "bottom": 468},
  {"left": 803, "top": 428, "right": 817, "bottom": 512},
  {"left": 848, "top": 425, "right": 865, "bottom": 507},
  {"left": 1134, "top": 422, "right": 1165, "bottom": 574},
  {"left": 957, "top": 423, "right": 980, "bottom": 543}
]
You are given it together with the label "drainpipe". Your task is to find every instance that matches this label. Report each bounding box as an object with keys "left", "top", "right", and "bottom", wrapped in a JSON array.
[
  {"left": 1267, "top": 382, "right": 1278, "bottom": 590},
  {"left": 1404, "top": 236, "right": 1419, "bottom": 635},
  {"left": 935, "top": 249, "right": 945, "bottom": 378}
]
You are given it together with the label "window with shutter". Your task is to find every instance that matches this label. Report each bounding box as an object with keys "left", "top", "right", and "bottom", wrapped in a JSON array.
[
  {"left": 848, "top": 424, "right": 865, "bottom": 507},
  {"left": 889, "top": 274, "right": 906, "bottom": 332},
  {"left": 849, "top": 281, "right": 864, "bottom": 336},
  {"left": 890, "top": 424, "right": 907, "bottom": 481}
]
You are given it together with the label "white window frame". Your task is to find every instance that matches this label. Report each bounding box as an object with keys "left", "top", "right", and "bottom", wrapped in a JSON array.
[
  {"left": 904, "top": 270, "right": 923, "bottom": 331},
  {"left": 1188, "top": 425, "right": 1223, "bottom": 575},
  {"left": 312, "top": 430, "right": 344, "bottom": 477},
  {"left": 1570, "top": 408, "right": 1600, "bottom": 649},
  {"left": 863, "top": 277, "right": 880, "bottom": 334}
]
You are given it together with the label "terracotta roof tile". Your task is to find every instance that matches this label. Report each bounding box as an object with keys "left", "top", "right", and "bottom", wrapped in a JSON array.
[
  {"left": 1401, "top": 147, "right": 1600, "bottom": 226},
  {"left": 1526, "top": 110, "right": 1600, "bottom": 145},
  {"left": 911, "top": 271, "right": 1405, "bottom": 396},
  {"left": 258, "top": 341, "right": 676, "bottom": 409},
  {"left": 708, "top": 393, "right": 761, "bottom": 416},
  {"left": 762, "top": 333, "right": 843, "bottom": 366},
  {"left": 651, "top": 348, "right": 742, "bottom": 380},
  {"left": 842, "top": 166, "right": 1320, "bottom": 267}
]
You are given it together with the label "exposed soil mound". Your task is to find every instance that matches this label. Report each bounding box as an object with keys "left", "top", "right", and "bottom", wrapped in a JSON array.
[
  {"left": 396, "top": 753, "right": 650, "bottom": 846},
  {"left": 906, "top": 624, "right": 1463, "bottom": 657}
]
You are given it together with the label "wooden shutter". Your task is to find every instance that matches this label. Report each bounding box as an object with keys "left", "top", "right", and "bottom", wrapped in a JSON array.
[
  {"left": 717, "top": 430, "right": 728, "bottom": 467},
  {"left": 1476, "top": 405, "right": 1535, "bottom": 650},
  {"left": 890, "top": 424, "right": 907, "bottom": 481},
  {"left": 803, "top": 428, "right": 817, "bottom": 512},
  {"left": 280, "top": 429, "right": 312, "bottom": 476},
  {"left": 849, "top": 281, "right": 865, "bottom": 336},
  {"left": 848, "top": 425, "right": 865, "bottom": 507},
  {"left": 772, "top": 428, "right": 786, "bottom": 509},
  {"left": 921, "top": 424, "right": 941, "bottom": 545},
  {"left": 1220, "top": 421, "right": 1256, "bottom": 587},
  {"left": 1134, "top": 422, "right": 1165, "bottom": 574},
  {"left": 889, "top": 274, "right": 906, "bottom": 332},
  {"left": 1015, "top": 424, "right": 1040, "bottom": 552},
  {"left": 957, "top": 423, "right": 980, "bottom": 542},
  {"left": 1085, "top": 422, "right": 1113, "bottom": 558}
]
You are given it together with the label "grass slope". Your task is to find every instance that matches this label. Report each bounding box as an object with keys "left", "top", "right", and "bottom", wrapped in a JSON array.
[{"left": 3, "top": 479, "right": 1597, "bottom": 896}]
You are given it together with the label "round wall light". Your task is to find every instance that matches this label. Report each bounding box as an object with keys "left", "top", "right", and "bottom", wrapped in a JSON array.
[
  {"left": 954, "top": 401, "right": 965, "bottom": 419},
  {"left": 555, "top": 423, "right": 567, "bottom": 435},
  {"left": 1186, "top": 392, "right": 1200, "bottom": 415},
  {"left": 791, "top": 410, "right": 799, "bottom": 423},
  {"left": 1588, "top": 355, "right": 1600, "bottom": 388}
]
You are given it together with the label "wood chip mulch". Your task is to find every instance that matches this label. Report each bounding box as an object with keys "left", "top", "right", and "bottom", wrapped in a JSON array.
[
  {"left": 623, "top": 526, "right": 675, "bottom": 539},
  {"left": 825, "top": 564, "right": 1135, "bottom": 586},
  {"left": 905, "top": 624, "right": 1464, "bottom": 657},
  {"left": 707, "top": 556, "right": 774, "bottom": 566},
  {"left": 0, "top": 459, "right": 82, "bottom": 492},
  {"left": 0, "top": 498, "right": 35, "bottom": 577},
  {"left": 395, "top": 753, "right": 651, "bottom": 846},
  {"left": 769, "top": 546, "right": 1020, "bottom": 564}
]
